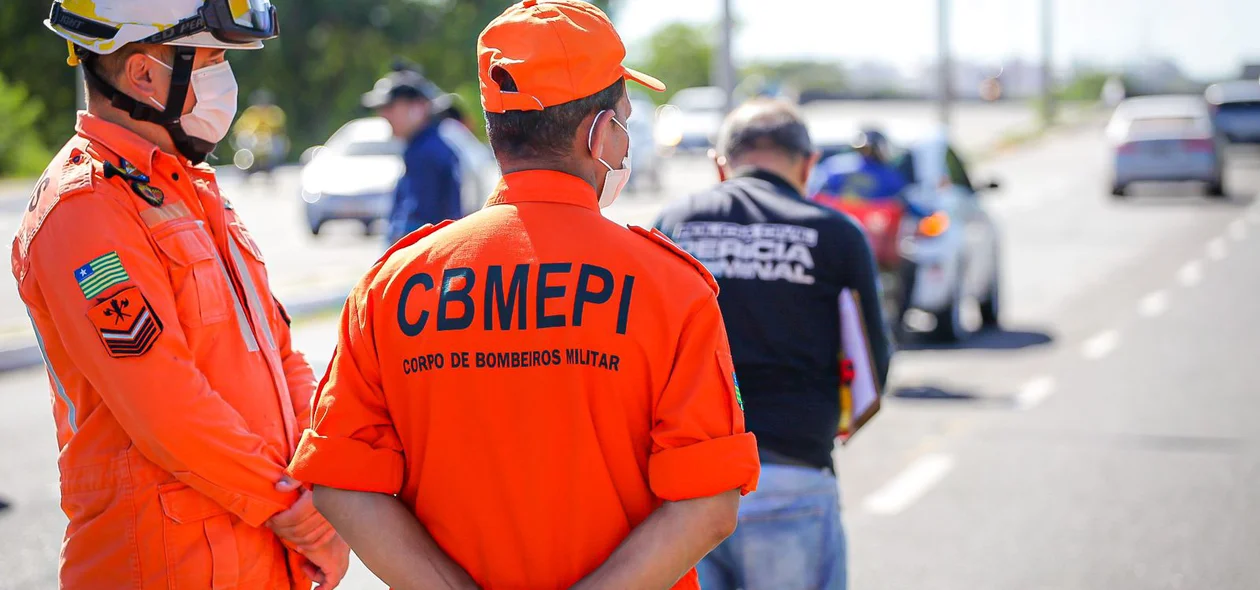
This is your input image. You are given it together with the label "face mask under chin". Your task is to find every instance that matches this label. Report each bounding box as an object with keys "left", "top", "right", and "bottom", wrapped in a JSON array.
[{"left": 587, "top": 110, "right": 632, "bottom": 209}]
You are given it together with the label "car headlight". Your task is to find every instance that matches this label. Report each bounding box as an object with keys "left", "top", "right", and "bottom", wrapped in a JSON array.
[
  {"left": 301, "top": 188, "right": 321, "bottom": 204},
  {"left": 655, "top": 105, "right": 684, "bottom": 148}
]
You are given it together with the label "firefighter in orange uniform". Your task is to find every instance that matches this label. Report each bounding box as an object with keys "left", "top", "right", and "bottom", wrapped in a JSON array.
[
  {"left": 289, "top": 1, "right": 761, "bottom": 588},
  {"left": 14, "top": 1, "right": 349, "bottom": 587}
]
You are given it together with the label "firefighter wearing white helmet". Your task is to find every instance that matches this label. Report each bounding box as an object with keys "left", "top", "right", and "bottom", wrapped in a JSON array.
[{"left": 15, "top": 1, "right": 350, "bottom": 588}]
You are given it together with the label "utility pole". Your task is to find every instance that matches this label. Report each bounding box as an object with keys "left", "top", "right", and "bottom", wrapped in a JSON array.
[
  {"left": 715, "top": 0, "right": 737, "bottom": 114},
  {"left": 937, "top": 0, "right": 952, "bottom": 131},
  {"left": 1040, "top": 0, "right": 1056, "bottom": 127}
]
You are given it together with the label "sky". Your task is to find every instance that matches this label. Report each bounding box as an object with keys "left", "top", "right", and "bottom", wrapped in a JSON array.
[{"left": 614, "top": 0, "right": 1260, "bottom": 80}]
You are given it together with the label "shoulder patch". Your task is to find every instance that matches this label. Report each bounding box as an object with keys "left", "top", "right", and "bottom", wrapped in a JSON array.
[
  {"left": 628, "top": 225, "right": 719, "bottom": 295},
  {"left": 374, "top": 219, "right": 457, "bottom": 266},
  {"left": 88, "top": 286, "right": 163, "bottom": 358},
  {"left": 15, "top": 148, "right": 99, "bottom": 267}
]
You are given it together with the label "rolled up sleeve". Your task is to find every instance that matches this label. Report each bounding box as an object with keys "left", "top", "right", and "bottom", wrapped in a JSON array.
[
  {"left": 649, "top": 294, "right": 760, "bottom": 501},
  {"left": 289, "top": 286, "right": 405, "bottom": 494}
]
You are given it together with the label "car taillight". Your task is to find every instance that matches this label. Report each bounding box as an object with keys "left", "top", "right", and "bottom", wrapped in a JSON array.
[
  {"left": 1182, "top": 138, "right": 1214, "bottom": 153},
  {"left": 918, "top": 212, "right": 950, "bottom": 238}
]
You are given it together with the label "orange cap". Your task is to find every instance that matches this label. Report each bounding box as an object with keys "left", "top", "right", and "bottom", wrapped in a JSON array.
[{"left": 478, "top": 0, "right": 666, "bottom": 114}]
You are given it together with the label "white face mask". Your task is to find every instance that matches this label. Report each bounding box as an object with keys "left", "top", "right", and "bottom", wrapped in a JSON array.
[
  {"left": 587, "top": 110, "right": 632, "bottom": 209},
  {"left": 148, "top": 56, "right": 239, "bottom": 144}
]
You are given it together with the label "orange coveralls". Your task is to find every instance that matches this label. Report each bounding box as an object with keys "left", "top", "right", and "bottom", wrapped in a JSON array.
[
  {"left": 291, "top": 170, "right": 761, "bottom": 589},
  {"left": 12, "top": 113, "right": 315, "bottom": 589}
]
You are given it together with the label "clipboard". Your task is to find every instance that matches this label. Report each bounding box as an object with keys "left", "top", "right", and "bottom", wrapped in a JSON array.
[{"left": 837, "top": 288, "right": 881, "bottom": 445}]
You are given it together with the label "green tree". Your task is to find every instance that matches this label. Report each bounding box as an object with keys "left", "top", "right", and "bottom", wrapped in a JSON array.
[
  {"left": 0, "top": 0, "right": 612, "bottom": 169},
  {"left": 0, "top": 72, "right": 53, "bottom": 177},
  {"left": 629, "top": 22, "right": 713, "bottom": 105}
]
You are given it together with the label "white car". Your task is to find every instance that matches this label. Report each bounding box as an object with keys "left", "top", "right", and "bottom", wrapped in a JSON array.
[
  {"left": 892, "top": 132, "right": 1004, "bottom": 341},
  {"left": 300, "top": 117, "right": 500, "bottom": 236},
  {"left": 655, "top": 86, "right": 727, "bottom": 152},
  {"left": 1106, "top": 95, "right": 1225, "bottom": 197},
  {"left": 300, "top": 117, "right": 400, "bottom": 235},
  {"left": 811, "top": 126, "right": 1004, "bottom": 342},
  {"left": 626, "top": 92, "right": 663, "bottom": 192}
]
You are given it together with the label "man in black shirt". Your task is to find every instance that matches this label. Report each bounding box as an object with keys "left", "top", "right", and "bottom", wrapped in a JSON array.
[{"left": 654, "top": 99, "right": 892, "bottom": 590}]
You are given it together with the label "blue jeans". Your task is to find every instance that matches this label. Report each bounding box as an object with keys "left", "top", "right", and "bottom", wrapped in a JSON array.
[{"left": 697, "top": 464, "right": 847, "bottom": 590}]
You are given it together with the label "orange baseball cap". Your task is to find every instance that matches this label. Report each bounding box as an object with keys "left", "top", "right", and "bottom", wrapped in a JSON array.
[{"left": 478, "top": 0, "right": 666, "bottom": 113}]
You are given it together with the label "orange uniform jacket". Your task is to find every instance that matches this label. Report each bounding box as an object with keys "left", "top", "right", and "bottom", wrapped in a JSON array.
[
  {"left": 290, "top": 170, "right": 761, "bottom": 589},
  {"left": 13, "top": 114, "right": 315, "bottom": 589}
]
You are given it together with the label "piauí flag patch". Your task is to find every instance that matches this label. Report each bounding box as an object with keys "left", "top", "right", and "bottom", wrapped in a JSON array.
[
  {"left": 88, "top": 287, "right": 162, "bottom": 358},
  {"left": 732, "top": 371, "right": 743, "bottom": 410},
  {"left": 74, "top": 252, "right": 130, "bottom": 300}
]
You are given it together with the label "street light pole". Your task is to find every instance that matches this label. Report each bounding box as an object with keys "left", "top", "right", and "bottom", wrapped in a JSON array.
[
  {"left": 1040, "top": 0, "right": 1056, "bottom": 127},
  {"left": 716, "top": 0, "right": 736, "bottom": 114},
  {"left": 937, "top": 0, "right": 952, "bottom": 131}
]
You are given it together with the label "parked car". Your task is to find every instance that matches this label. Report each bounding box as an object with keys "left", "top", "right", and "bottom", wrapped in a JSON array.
[
  {"left": 627, "top": 92, "right": 663, "bottom": 192},
  {"left": 300, "top": 116, "right": 500, "bottom": 236},
  {"left": 1205, "top": 80, "right": 1260, "bottom": 144},
  {"left": 655, "top": 86, "right": 726, "bottom": 152},
  {"left": 811, "top": 126, "right": 1004, "bottom": 342},
  {"left": 300, "top": 117, "right": 399, "bottom": 236},
  {"left": 1106, "top": 95, "right": 1225, "bottom": 198}
]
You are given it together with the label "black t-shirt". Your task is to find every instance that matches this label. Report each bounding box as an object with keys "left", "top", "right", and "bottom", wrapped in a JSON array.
[{"left": 654, "top": 169, "right": 892, "bottom": 470}]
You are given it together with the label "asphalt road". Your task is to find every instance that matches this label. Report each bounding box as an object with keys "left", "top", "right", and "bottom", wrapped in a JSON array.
[{"left": 6, "top": 105, "right": 1260, "bottom": 588}]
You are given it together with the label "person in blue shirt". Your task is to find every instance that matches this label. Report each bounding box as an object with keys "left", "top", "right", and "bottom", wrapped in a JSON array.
[
  {"left": 361, "top": 69, "right": 463, "bottom": 245},
  {"left": 810, "top": 128, "right": 933, "bottom": 218}
]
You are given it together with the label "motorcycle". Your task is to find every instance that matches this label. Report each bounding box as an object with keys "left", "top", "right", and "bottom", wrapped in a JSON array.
[{"left": 812, "top": 194, "right": 922, "bottom": 338}]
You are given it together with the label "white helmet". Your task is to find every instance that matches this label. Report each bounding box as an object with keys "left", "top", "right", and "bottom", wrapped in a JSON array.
[{"left": 46, "top": 0, "right": 278, "bottom": 58}]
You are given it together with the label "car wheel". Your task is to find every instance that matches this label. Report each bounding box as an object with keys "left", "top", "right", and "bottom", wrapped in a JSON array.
[
  {"left": 980, "top": 270, "right": 1000, "bottom": 329},
  {"left": 930, "top": 270, "right": 970, "bottom": 343},
  {"left": 980, "top": 246, "right": 1001, "bottom": 328},
  {"left": 1206, "top": 177, "right": 1227, "bottom": 198},
  {"left": 1110, "top": 183, "right": 1127, "bottom": 197},
  {"left": 362, "top": 220, "right": 382, "bottom": 236},
  {"left": 308, "top": 218, "right": 323, "bottom": 236}
]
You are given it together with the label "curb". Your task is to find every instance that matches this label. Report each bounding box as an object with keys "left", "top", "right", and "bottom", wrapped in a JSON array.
[{"left": 0, "top": 288, "right": 352, "bottom": 374}]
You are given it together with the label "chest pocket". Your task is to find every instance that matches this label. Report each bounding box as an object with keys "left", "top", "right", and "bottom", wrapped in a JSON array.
[{"left": 153, "top": 221, "right": 234, "bottom": 328}]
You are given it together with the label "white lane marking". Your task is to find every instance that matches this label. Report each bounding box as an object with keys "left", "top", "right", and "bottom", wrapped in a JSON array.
[
  {"left": 1015, "top": 376, "right": 1055, "bottom": 410},
  {"left": 1207, "top": 237, "right": 1228, "bottom": 261},
  {"left": 1229, "top": 219, "right": 1247, "bottom": 241},
  {"left": 1081, "top": 329, "right": 1120, "bottom": 360},
  {"left": 1177, "top": 261, "right": 1203, "bottom": 287},
  {"left": 1137, "top": 290, "right": 1169, "bottom": 318},
  {"left": 862, "top": 453, "right": 956, "bottom": 516}
]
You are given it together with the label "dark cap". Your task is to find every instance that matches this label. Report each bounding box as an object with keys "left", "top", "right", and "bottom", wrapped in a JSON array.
[{"left": 361, "top": 70, "right": 441, "bottom": 109}]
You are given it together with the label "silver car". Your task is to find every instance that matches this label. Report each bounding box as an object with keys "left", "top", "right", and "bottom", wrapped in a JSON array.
[
  {"left": 1206, "top": 80, "right": 1260, "bottom": 144},
  {"left": 300, "top": 116, "right": 500, "bottom": 236},
  {"left": 1106, "top": 95, "right": 1225, "bottom": 198}
]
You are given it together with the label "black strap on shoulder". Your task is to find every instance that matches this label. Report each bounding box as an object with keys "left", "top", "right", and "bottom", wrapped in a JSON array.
[
  {"left": 81, "top": 46, "right": 215, "bottom": 163},
  {"left": 81, "top": 46, "right": 196, "bottom": 126}
]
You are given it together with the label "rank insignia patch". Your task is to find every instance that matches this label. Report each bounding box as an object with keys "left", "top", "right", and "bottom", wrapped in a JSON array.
[{"left": 88, "top": 287, "right": 162, "bottom": 358}]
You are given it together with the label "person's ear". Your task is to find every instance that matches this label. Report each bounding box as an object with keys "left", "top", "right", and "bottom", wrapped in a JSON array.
[
  {"left": 124, "top": 51, "right": 166, "bottom": 105},
  {"left": 709, "top": 148, "right": 728, "bottom": 182},
  {"left": 800, "top": 150, "right": 821, "bottom": 187},
  {"left": 587, "top": 110, "right": 611, "bottom": 160}
]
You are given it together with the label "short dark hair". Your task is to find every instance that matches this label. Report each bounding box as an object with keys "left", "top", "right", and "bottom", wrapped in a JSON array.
[
  {"left": 716, "top": 98, "right": 813, "bottom": 162},
  {"left": 84, "top": 43, "right": 171, "bottom": 98},
  {"left": 485, "top": 71, "right": 626, "bottom": 161}
]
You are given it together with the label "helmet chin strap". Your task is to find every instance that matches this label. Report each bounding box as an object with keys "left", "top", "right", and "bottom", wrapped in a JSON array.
[{"left": 82, "top": 46, "right": 217, "bottom": 165}]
